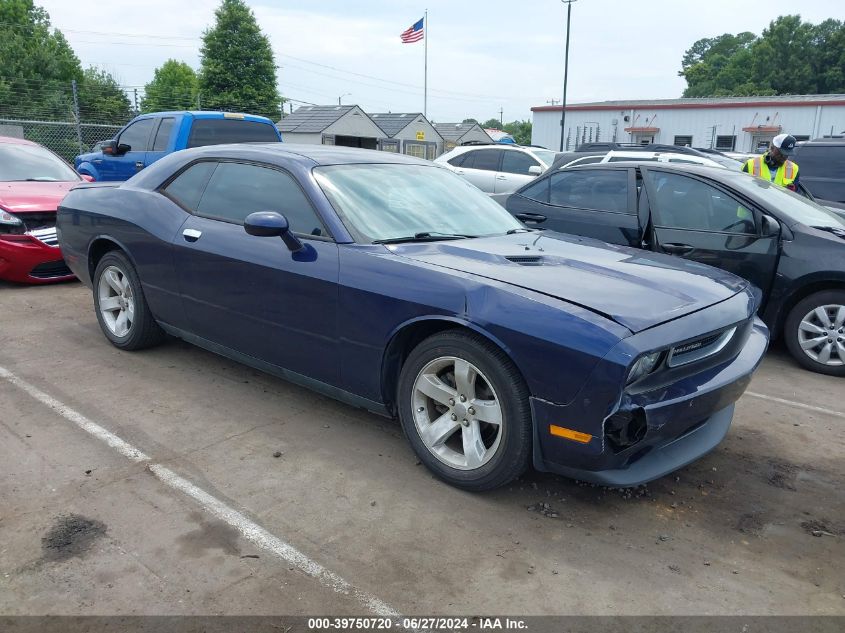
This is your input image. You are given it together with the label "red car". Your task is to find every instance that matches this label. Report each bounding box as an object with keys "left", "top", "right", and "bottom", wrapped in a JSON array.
[{"left": 0, "top": 136, "right": 87, "bottom": 283}]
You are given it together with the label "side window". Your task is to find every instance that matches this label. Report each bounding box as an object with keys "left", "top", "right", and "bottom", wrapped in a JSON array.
[
  {"left": 501, "top": 151, "right": 540, "bottom": 175},
  {"left": 549, "top": 170, "right": 629, "bottom": 212},
  {"left": 447, "top": 153, "right": 467, "bottom": 167},
  {"left": 152, "top": 117, "right": 175, "bottom": 152},
  {"left": 162, "top": 161, "right": 217, "bottom": 212},
  {"left": 118, "top": 118, "right": 156, "bottom": 152},
  {"left": 519, "top": 177, "right": 550, "bottom": 203},
  {"left": 566, "top": 156, "right": 604, "bottom": 167},
  {"left": 195, "top": 162, "right": 325, "bottom": 236},
  {"left": 463, "top": 149, "right": 500, "bottom": 172},
  {"left": 648, "top": 172, "right": 756, "bottom": 234}
]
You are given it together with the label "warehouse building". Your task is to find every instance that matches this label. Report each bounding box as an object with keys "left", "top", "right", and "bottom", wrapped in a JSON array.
[
  {"left": 278, "top": 105, "right": 387, "bottom": 149},
  {"left": 369, "top": 112, "right": 443, "bottom": 159},
  {"left": 431, "top": 121, "right": 493, "bottom": 151},
  {"left": 531, "top": 94, "right": 845, "bottom": 152}
]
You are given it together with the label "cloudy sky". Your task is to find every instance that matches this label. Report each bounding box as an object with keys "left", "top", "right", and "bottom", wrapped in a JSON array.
[{"left": 39, "top": 0, "right": 838, "bottom": 122}]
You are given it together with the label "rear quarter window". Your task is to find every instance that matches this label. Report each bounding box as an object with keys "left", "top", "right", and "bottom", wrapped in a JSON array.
[{"left": 187, "top": 119, "right": 280, "bottom": 148}]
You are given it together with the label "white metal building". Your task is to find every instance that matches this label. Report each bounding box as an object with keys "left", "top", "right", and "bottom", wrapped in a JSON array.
[{"left": 531, "top": 94, "right": 845, "bottom": 152}]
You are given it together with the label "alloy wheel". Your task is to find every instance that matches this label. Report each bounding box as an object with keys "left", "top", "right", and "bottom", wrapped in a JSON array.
[
  {"left": 797, "top": 304, "right": 845, "bottom": 367},
  {"left": 97, "top": 265, "right": 135, "bottom": 338}
]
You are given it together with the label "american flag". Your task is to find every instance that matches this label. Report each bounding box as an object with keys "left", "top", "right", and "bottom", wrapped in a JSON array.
[{"left": 400, "top": 17, "right": 424, "bottom": 43}]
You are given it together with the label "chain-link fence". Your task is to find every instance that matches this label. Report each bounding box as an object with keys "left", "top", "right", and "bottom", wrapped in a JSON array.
[{"left": 0, "top": 118, "right": 124, "bottom": 162}]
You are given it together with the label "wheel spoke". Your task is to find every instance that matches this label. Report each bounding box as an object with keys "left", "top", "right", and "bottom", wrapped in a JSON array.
[
  {"left": 817, "top": 343, "right": 833, "bottom": 364},
  {"left": 115, "top": 310, "right": 128, "bottom": 336},
  {"left": 105, "top": 269, "right": 123, "bottom": 294},
  {"left": 416, "top": 373, "right": 457, "bottom": 406},
  {"left": 419, "top": 412, "right": 461, "bottom": 448},
  {"left": 453, "top": 358, "right": 477, "bottom": 400},
  {"left": 462, "top": 420, "right": 487, "bottom": 469},
  {"left": 814, "top": 307, "right": 832, "bottom": 328},
  {"left": 471, "top": 398, "right": 502, "bottom": 425},
  {"left": 126, "top": 300, "right": 135, "bottom": 324},
  {"left": 99, "top": 296, "right": 121, "bottom": 311},
  {"left": 800, "top": 335, "right": 827, "bottom": 351},
  {"left": 836, "top": 342, "right": 845, "bottom": 362},
  {"left": 833, "top": 306, "right": 845, "bottom": 329},
  {"left": 799, "top": 321, "right": 825, "bottom": 335}
]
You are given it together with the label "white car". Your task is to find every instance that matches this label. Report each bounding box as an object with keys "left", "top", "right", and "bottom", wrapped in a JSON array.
[
  {"left": 434, "top": 144, "right": 558, "bottom": 193},
  {"left": 559, "top": 150, "right": 730, "bottom": 170}
]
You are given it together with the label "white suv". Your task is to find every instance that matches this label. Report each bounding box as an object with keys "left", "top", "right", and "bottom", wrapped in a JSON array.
[
  {"left": 434, "top": 145, "right": 558, "bottom": 193},
  {"left": 559, "top": 150, "right": 729, "bottom": 170}
]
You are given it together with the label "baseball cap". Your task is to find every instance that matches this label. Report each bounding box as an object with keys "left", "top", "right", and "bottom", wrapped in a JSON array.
[{"left": 772, "top": 133, "right": 796, "bottom": 155}]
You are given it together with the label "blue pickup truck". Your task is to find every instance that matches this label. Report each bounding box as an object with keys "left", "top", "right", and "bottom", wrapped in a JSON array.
[{"left": 75, "top": 111, "right": 282, "bottom": 181}]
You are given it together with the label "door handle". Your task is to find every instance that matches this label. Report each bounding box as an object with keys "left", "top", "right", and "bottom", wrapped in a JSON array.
[
  {"left": 182, "top": 228, "right": 202, "bottom": 242},
  {"left": 515, "top": 213, "right": 547, "bottom": 223},
  {"left": 135, "top": 161, "right": 144, "bottom": 170},
  {"left": 496, "top": 175, "right": 507, "bottom": 180},
  {"left": 661, "top": 242, "right": 695, "bottom": 255}
]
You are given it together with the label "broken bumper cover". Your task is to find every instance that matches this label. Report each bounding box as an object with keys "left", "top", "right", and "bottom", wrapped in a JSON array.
[{"left": 532, "top": 316, "right": 768, "bottom": 487}]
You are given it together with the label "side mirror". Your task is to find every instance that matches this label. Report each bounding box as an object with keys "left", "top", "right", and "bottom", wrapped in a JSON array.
[
  {"left": 102, "top": 140, "right": 118, "bottom": 156},
  {"left": 244, "top": 211, "right": 303, "bottom": 252},
  {"left": 79, "top": 173, "right": 94, "bottom": 182},
  {"left": 528, "top": 165, "right": 543, "bottom": 176},
  {"left": 761, "top": 214, "right": 780, "bottom": 238},
  {"left": 117, "top": 143, "right": 131, "bottom": 155}
]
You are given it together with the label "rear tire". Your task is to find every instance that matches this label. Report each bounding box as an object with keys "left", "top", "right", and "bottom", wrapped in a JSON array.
[
  {"left": 397, "top": 330, "right": 532, "bottom": 491},
  {"left": 784, "top": 290, "right": 845, "bottom": 377},
  {"left": 93, "top": 251, "right": 165, "bottom": 351}
]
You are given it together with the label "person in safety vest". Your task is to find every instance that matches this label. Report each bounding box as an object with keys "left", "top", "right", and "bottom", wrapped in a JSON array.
[{"left": 741, "top": 133, "right": 800, "bottom": 190}]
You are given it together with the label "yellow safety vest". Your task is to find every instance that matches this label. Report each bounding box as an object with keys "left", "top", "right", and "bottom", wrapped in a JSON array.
[{"left": 744, "top": 155, "right": 799, "bottom": 188}]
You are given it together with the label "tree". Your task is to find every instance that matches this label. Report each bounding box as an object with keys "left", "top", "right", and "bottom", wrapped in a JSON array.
[
  {"left": 503, "top": 120, "right": 532, "bottom": 145},
  {"left": 0, "top": 0, "right": 82, "bottom": 119},
  {"left": 481, "top": 118, "right": 502, "bottom": 130},
  {"left": 142, "top": 59, "right": 198, "bottom": 112},
  {"left": 679, "top": 16, "right": 845, "bottom": 97},
  {"left": 199, "top": 0, "right": 281, "bottom": 120},
  {"left": 461, "top": 118, "right": 479, "bottom": 124},
  {"left": 77, "top": 67, "right": 132, "bottom": 123}
]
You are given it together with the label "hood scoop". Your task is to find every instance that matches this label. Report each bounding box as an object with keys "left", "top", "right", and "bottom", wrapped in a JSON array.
[{"left": 505, "top": 255, "right": 544, "bottom": 266}]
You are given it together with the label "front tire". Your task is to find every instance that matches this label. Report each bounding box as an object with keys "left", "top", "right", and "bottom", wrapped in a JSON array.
[
  {"left": 93, "top": 251, "right": 164, "bottom": 351},
  {"left": 784, "top": 290, "right": 845, "bottom": 376},
  {"left": 397, "top": 330, "right": 532, "bottom": 491}
]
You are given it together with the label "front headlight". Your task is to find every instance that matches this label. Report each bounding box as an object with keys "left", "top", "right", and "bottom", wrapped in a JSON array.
[
  {"left": 0, "top": 210, "right": 23, "bottom": 226},
  {"left": 627, "top": 351, "right": 663, "bottom": 385}
]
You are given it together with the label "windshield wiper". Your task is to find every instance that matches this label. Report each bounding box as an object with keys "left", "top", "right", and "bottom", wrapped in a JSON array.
[
  {"left": 811, "top": 225, "right": 845, "bottom": 239},
  {"left": 373, "top": 232, "right": 477, "bottom": 245}
]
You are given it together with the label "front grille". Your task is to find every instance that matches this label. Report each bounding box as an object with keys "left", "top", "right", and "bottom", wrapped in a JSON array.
[
  {"left": 667, "top": 326, "right": 737, "bottom": 367},
  {"left": 19, "top": 212, "right": 56, "bottom": 231},
  {"left": 27, "top": 227, "right": 59, "bottom": 246},
  {"left": 29, "top": 259, "right": 72, "bottom": 279}
]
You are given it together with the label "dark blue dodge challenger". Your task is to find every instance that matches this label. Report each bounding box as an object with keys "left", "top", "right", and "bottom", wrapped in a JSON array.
[{"left": 57, "top": 144, "right": 769, "bottom": 491}]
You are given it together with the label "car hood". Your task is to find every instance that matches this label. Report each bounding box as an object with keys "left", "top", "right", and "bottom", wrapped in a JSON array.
[
  {"left": 389, "top": 232, "right": 748, "bottom": 333},
  {"left": 0, "top": 181, "right": 78, "bottom": 213}
]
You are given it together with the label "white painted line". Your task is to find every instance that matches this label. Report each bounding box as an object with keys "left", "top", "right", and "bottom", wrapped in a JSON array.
[
  {"left": 0, "top": 365, "right": 401, "bottom": 618},
  {"left": 745, "top": 391, "right": 845, "bottom": 420},
  {"left": 0, "top": 366, "right": 150, "bottom": 462}
]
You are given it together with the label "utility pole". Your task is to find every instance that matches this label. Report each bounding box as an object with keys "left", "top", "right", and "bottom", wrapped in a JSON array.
[
  {"left": 133, "top": 88, "right": 139, "bottom": 115},
  {"left": 71, "top": 79, "right": 83, "bottom": 155},
  {"left": 547, "top": 98, "right": 560, "bottom": 106},
  {"left": 499, "top": 107, "right": 503, "bottom": 127},
  {"left": 559, "top": 0, "right": 576, "bottom": 151}
]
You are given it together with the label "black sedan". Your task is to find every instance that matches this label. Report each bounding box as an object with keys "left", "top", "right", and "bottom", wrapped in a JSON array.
[{"left": 494, "top": 163, "right": 845, "bottom": 376}]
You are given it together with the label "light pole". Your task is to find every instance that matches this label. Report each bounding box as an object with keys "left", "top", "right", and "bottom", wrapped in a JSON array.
[
  {"left": 559, "top": 0, "right": 576, "bottom": 151},
  {"left": 338, "top": 93, "right": 351, "bottom": 105}
]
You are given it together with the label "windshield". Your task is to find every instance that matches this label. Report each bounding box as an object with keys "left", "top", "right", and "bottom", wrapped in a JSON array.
[
  {"left": 314, "top": 164, "right": 524, "bottom": 243},
  {"left": 706, "top": 154, "right": 743, "bottom": 169},
  {"left": 0, "top": 143, "right": 80, "bottom": 182},
  {"left": 731, "top": 173, "right": 845, "bottom": 229},
  {"left": 531, "top": 149, "right": 557, "bottom": 167}
]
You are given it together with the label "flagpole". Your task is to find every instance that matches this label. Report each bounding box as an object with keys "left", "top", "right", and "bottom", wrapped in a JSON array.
[{"left": 424, "top": 9, "right": 428, "bottom": 117}]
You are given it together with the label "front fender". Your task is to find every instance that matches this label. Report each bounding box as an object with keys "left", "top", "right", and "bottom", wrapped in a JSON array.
[{"left": 76, "top": 161, "right": 101, "bottom": 181}]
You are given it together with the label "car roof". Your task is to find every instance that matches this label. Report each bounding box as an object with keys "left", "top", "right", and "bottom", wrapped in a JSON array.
[
  {"left": 565, "top": 161, "right": 736, "bottom": 177},
  {"left": 0, "top": 135, "right": 38, "bottom": 146},
  {"left": 133, "top": 111, "right": 275, "bottom": 123},
  {"left": 167, "top": 142, "right": 432, "bottom": 167}
]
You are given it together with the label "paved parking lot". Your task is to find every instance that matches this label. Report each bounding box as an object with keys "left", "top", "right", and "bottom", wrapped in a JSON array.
[{"left": 1, "top": 280, "right": 843, "bottom": 616}]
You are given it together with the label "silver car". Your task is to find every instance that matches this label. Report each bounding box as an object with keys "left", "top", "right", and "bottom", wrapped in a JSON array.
[{"left": 434, "top": 145, "right": 558, "bottom": 193}]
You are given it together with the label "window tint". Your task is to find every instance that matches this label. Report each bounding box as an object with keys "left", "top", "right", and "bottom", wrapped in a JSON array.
[
  {"left": 447, "top": 153, "right": 467, "bottom": 167},
  {"left": 649, "top": 172, "right": 756, "bottom": 234},
  {"left": 462, "top": 149, "right": 500, "bottom": 171},
  {"left": 186, "top": 119, "right": 279, "bottom": 148},
  {"left": 549, "top": 170, "right": 629, "bottom": 212},
  {"left": 501, "top": 151, "right": 540, "bottom": 175},
  {"left": 118, "top": 118, "right": 156, "bottom": 152},
  {"left": 519, "top": 177, "right": 550, "bottom": 203},
  {"left": 162, "top": 161, "right": 217, "bottom": 212},
  {"left": 195, "top": 162, "right": 324, "bottom": 236},
  {"left": 152, "top": 117, "right": 175, "bottom": 152}
]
